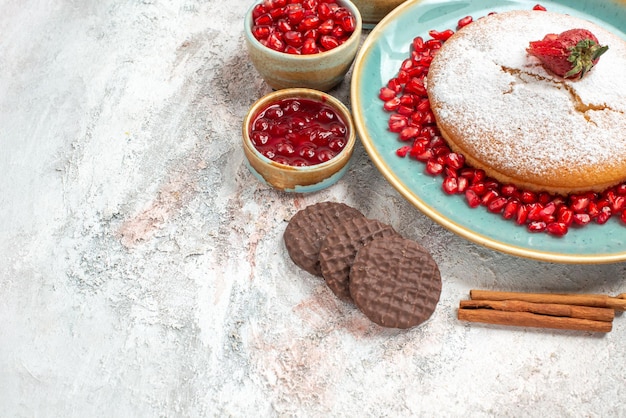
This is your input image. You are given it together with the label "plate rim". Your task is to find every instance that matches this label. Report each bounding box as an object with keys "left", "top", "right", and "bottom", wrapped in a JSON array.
[{"left": 350, "top": 0, "right": 626, "bottom": 264}]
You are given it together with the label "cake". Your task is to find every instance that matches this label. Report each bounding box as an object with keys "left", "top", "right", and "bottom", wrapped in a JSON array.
[{"left": 426, "top": 10, "right": 626, "bottom": 195}]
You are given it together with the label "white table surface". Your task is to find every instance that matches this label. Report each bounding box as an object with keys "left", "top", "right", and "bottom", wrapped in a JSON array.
[{"left": 1, "top": 0, "right": 625, "bottom": 416}]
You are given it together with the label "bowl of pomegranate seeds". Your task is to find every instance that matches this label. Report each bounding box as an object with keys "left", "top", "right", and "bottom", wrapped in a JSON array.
[
  {"left": 245, "top": 0, "right": 362, "bottom": 91},
  {"left": 351, "top": 0, "right": 408, "bottom": 28},
  {"left": 242, "top": 88, "right": 356, "bottom": 192}
]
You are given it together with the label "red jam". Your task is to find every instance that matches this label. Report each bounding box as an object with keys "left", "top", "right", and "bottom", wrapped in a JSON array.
[
  {"left": 250, "top": 97, "right": 348, "bottom": 166},
  {"left": 251, "top": 0, "right": 356, "bottom": 54}
]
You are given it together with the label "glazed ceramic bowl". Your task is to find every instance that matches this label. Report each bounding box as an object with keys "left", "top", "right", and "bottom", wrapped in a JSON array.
[
  {"left": 351, "top": 0, "right": 408, "bottom": 28},
  {"left": 242, "top": 88, "right": 356, "bottom": 192},
  {"left": 244, "top": 0, "right": 362, "bottom": 91}
]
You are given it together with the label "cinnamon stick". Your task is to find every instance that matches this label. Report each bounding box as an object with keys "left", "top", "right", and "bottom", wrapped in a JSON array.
[
  {"left": 469, "top": 289, "right": 626, "bottom": 311},
  {"left": 458, "top": 308, "right": 612, "bottom": 333},
  {"left": 459, "top": 299, "right": 614, "bottom": 322}
]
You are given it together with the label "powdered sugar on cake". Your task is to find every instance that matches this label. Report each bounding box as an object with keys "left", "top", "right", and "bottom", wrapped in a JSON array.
[{"left": 427, "top": 10, "right": 626, "bottom": 191}]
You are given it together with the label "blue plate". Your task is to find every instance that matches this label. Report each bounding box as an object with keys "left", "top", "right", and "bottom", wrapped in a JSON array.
[{"left": 351, "top": 0, "right": 626, "bottom": 263}]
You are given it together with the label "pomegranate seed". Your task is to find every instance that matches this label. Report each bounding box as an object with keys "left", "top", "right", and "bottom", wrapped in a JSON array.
[
  {"left": 426, "top": 160, "right": 443, "bottom": 176},
  {"left": 435, "top": 146, "right": 452, "bottom": 159},
  {"left": 340, "top": 14, "right": 356, "bottom": 32},
  {"left": 416, "top": 99, "right": 430, "bottom": 112},
  {"left": 255, "top": 13, "right": 274, "bottom": 26},
  {"left": 412, "top": 148, "right": 434, "bottom": 162},
  {"left": 286, "top": 4, "right": 305, "bottom": 24},
  {"left": 331, "top": 25, "right": 345, "bottom": 39},
  {"left": 301, "top": 0, "right": 316, "bottom": 10},
  {"left": 501, "top": 184, "right": 518, "bottom": 197},
  {"left": 318, "top": 18, "right": 334, "bottom": 34},
  {"left": 469, "top": 182, "right": 486, "bottom": 196},
  {"left": 557, "top": 207, "right": 574, "bottom": 226},
  {"left": 570, "top": 195, "right": 590, "bottom": 213},
  {"left": 457, "top": 16, "right": 473, "bottom": 29},
  {"left": 399, "top": 94, "right": 415, "bottom": 107},
  {"left": 481, "top": 190, "right": 499, "bottom": 206},
  {"left": 621, "top": 210, "right": 626, "bottom": 224},
  {"left": 299, "top": 15, "right": 320, "bottom": 30},
  {"left": 443, "top": 166, "right": 458, "bottom": 178},
  {"left": 442, "top": 176, "right": 459, "bottom": 194},
  {"left": 457, "top": 176, "right": 469, "bottom": 192},
  {"left": 396, "top": 146, "right": 411, "bottom": 157},
  {"left": 424, "top": 39, "right": 442, "bottom": 50},
  {"left": 527, "top": 203, "right": 544, "bottom": 222},
  {"left": 400, "top": 58, "right": 413, "bottom": 71},
  {"left": 303, "top": 28, "right": 318, "bottom": 39},
  {"left": 266, "top": 32, "right": 286, "bottom": 51},
  {"left": 537, "top": 192, "right": 551, "bottom": 205},
  {"left": 588, "top": 201, "right": 600, "bottom": 218},
  {"left": 488, "top": 197, "right": 508, "bottom": 213},
  {"left": 405, "top": 78, "right": 427, "bottom": 95},
  {"left": 269, "top": 7, "right": 286, "bottom": 20},
  {"left": 276, "top": 18, "right": 292, "bottom": 32},
  {"left": 502, "top": 199, "right": 520, "bottom": 220},
  {"left": 596, "top": 206, "right": 612, "bottom": 224},
  {"left": 546, "top": 222, "right": 568, "bottom": 236},
  {"left": 410, "top": 141, "right": 426, "bottom": 158},
  {"left": 426, "top": 160, "right": 444, "bottom": 175},
  {"left": 465, "top": 190, "right": 481, "bottom": 208},
  {"left": 551, "top": 196, "right": 566, "bottom": 209},
  {"left": 608, "top": 193, "right": 626, "bottom": 212},
  {"left": 428, "top": 136, "right": 446, "bottom": 149},
  {"left": 252, "top": 25, "right": 272, "bottom": 40},
  {"left": 320, "top": 35, "right": 340, "bottom": 50},
  {"left": 573, "top": 213, "right": 591, "bottom": 226},
  {"left": 532, "top": 4, "right": 547, "bottom": 11},
  {"left": 412, "top": 36, "right": 424, "bottom": 51},
  {"left": 444, "top": 152, "right": 465, "bottom": 170},
  {"left": 483, "top": 179, "right": 499, "bottom": 191},
  {"left": 317, "top": 2, "right": 332, "bottom": 19},
  {"left": 284, "top": 30, "right": 304, "bottom": 47},
  {"left": 388, "top": 114, "right": 408, "bottom": 132},
  {"left": 383, "top": 97, "right": 401, "bottom": 111},
  {"left": 399, "top": 126, "right": 420, "bottom": 141},
  {"left": 516, "top": 205, "right": 529, "bottom": 225},
  {"left": 528, "top": 221, "right": 547, "bottom": 232},
  {"left": 421, "top": 126, "right": 438, "bottom": 139},
  {"left": 539, "top": 202, "right": 557, "bottom": 222},
  {"left": 473, "top": 169, "right": 486, "bottom": 182},
  {"left": 428, "top": 29, "right": 455, "bottom": 41},
  {"left": 397, "top": 105, "right": 414, "bottom": 116},
  {"left": 396, "top": 70, "right": 409, "bottom": 84},
  {"left": 387, "top": 78, "right": 402, "bottom": 92},
  {"left": 520, "top": 190, "right": 537, "bottom": 204},
  {"left": 459, "top": 168, "right": 476, "bottom": 180},
  {"left": 617, "top": 183, "right": 626, "bottom": 195},
  {"left": 253, "top": 4, "right": 267, "bottom": 19}
]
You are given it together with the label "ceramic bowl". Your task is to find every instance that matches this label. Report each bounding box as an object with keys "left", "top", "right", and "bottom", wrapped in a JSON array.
[
  {"left": 244, "top": 0, "right": 362, "bottom": 91},
  {"left": 351, "top": 0, "right": 408, "bottom": 28},
  {"left": 242, "top": 88, "right": 356, "bottom": 192}
]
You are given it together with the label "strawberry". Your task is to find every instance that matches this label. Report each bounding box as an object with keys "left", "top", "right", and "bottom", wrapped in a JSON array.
[{"left": 527, "top": 28, "right": 609, "bottom": 79}]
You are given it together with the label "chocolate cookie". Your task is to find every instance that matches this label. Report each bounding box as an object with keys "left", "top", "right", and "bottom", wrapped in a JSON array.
[
  {"left": 349, "top": 236, "right": 441, "bottom": 329},
  {"left": 284, "top": 202, "right": 364, "bottom": 276},
  {"left": 319, "top": 217, "right": 399, "bottom": 301}
]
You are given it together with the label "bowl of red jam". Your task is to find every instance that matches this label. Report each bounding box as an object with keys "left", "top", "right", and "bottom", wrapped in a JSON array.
[
  {"left": 242, "top": 88, "right": 356, "bottom": 192},
  {"left": 244, "top": 0, "right": 362, "bottom": 91}
]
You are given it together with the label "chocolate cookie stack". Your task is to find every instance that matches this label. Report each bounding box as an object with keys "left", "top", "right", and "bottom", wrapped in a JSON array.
[{"left": 284, "top": 202, "right": 442, "bottom": 329}]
